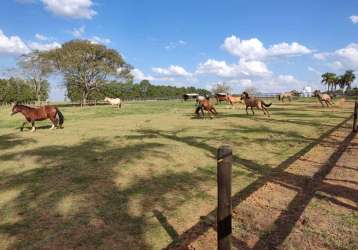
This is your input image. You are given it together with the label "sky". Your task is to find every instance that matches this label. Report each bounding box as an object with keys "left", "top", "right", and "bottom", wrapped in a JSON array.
[{"left": 0, "top": 0, "right": 357, "bottom": 100}]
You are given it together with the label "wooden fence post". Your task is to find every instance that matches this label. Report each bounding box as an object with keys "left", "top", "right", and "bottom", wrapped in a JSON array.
[
  {"left": 353, "top": 101, "right": 358, "bottom": 132},
  {"left": 217, "top": 145, "right": 232, "bottom": 250}
]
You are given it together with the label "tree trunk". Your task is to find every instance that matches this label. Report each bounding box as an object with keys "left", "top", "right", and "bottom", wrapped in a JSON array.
[{"left": 82, "top": 90, "right": 89, "bottom": 107}]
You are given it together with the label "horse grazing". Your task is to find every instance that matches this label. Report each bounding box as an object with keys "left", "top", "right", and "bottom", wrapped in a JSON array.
[
  {"left": 195, "top": 96, "right": 217, "bottom": 119},
  {"left": 11, "top": 103, "right": 64, "bottom": 132},
  {"left": 240, "top": 91, "right": 272, "bottom": 117},
  {"left": 278, "top": 90, "right": 300, "bottom": 102},
  {"left": 104, "top": 97, "right": 122, "bottom": 109},
  {"left": 313, "top": 90, "right": 334, "bottom": 107}
]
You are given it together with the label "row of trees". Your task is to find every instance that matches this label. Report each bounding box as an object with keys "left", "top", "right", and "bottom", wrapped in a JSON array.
[
  {"left": 66, "top": 80, "right": 211, "bottom": 101},
  {"left": 321, "top": 70, "right": 356, "bottom": 92},
  {"left": 0, "top": 77, "right": 49, "bottom": 104},
  {"left": 2, "top": 40, "right": 209, "bottom": 104}
]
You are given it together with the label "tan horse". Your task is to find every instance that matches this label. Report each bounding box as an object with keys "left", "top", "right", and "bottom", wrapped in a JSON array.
[
  {"left": 226, "top": 95, "right": 243, "bottom": 108},
  {"left": 278, "top": 90, "right": 299, "bottom": 102},
  {"left": 195, "top": 97, "right": 217, "bottom": 119},
  {"left": 240, "top": 91, "right": 272, "bottom": 117},
  {"left": 313, "top": 90, "right": 334, "bottom": 107}
]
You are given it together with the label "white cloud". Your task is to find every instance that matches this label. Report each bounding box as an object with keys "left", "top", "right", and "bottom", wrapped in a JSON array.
[
  {"left": 222, "top": 36, "right": 267, "bottom": 60},
  {"left": 350, "top": 15, "right": 358, "bottom": 24},
  {"left": 196, "top": 59, "right": 238, "bottom": 77},
  {"left": 41, "top": 0, "right": 97, "bottom": 19},
  {"left": 268, "top": 42, "right": 311, "bottom": 56},
  {"left": 35, "top": 33, "right": 49, "bottom": 41},
  {"left": 131, "top": 68, "right": 155, "bottom": 81},
  {"left": 335, "top": 43, "right": 358, "bottom": 68},
  {"left": 312, "top": 43, "right": 358, "bottom": 70},
  {"left": 152, "top": 65, "right": 191, "bottom": 77},
  {"left": 222, "top": 35, "right": 312, "bottom": 60},
  {"left": 165, "top": 40, "right": 187, "bottom": 50},
  {"left": 70, "top": 26, "right": 85, "bottom": 38},
  {"left": 308, "top": 66, "right": 321, "bottom": 75},
  {"left": 28, "top": 41, "right": 61, "bottom": 51},
  {"left": 313, "top": 52, "right": 329, "bottom": 60},
  {"left": 0, "top": 29, "right": 30, "bottom": 54},
  {"left": 196, "top": 58, "right": 271, "bottom": 78},
  {"left": 277, "top": 74, "right": 300, "bottom": 84},
  {"left": 90, "top": 36, "right": 111, "bottom": 44}
]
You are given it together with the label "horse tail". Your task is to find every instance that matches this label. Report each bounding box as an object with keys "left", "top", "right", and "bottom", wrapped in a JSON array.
[
  {"left": 262, "top": 101, "right": 272, "bottom": 107},
  {"left": 56, "top": 108, "right": 64, "bottom": 128}
]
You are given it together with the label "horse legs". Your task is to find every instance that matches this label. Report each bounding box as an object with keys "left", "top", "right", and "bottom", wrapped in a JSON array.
[
  {"left": 31, "top": 121, "right": 36, "bottom": 132},
  {"left": 49, "top": 116, "right": 57, "bottom": 129},
  {"left": 262, "top": 106, "right": 270, "bottom": 117},
  {"left": 251, "top": 107, "right": 255, "bottom": 115},
  {"left": 246, "top": 106, "right": 249, "bottom": 115},
  {"left": 20, "top": 121, "right": 27, "bottom": 132}
]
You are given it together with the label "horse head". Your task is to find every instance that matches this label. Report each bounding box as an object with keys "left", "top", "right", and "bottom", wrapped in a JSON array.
[
  {"left": 104, "top": 97, "right": 110, "bottom": 102},
  {"left": 241, "top": 91, "right": 249, "bottom": 99},
  {"left": 11, "top": 102, "right": 20, "bottom": 116}
]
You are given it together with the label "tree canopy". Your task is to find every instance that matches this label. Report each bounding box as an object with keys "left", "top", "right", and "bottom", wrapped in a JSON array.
[
  {"left": 321, "top": 70, "right": 356, "bottom": 93},
  {"left": 41, "top": 40, "right": 132, "bottom": 104},
  {"left": 17, "top": 51, "right": 52, "bottom": 103}
]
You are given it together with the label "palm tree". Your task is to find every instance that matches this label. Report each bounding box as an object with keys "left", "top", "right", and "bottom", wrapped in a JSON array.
[
  {"left": 321, "top": 72, "right": 336, "bottom": 92},
  {"left": 342, "top": 70, "right": 356, "bottom": 92}
]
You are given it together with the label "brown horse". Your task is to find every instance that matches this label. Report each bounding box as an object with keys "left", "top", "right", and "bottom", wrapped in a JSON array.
[
  {"left": 11, "top": 103, "right": 64, "bottom": 132},
  {"left": 195, "top": 97, "right": 218, "bottom": 119},
  {"left": 215, "top": 93, "right": 229, "bottom": 104},
  {"left": 240, "top": 91, "right": 272, "bottom": 117}
]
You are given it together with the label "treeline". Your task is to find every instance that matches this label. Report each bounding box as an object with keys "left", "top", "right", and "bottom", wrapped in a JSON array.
[
  {"left": 0, "top": 77, "right": 49, "bottom": 104},
  {"left": 321, "top": 70, "right": 356, "bottom": 93},
  {"left": 67, "top": 80, "right": 211, "bottom": 101}
]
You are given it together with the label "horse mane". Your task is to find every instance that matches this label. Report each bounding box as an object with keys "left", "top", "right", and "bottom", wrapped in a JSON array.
[{"left": 242, "top": 91, "right": 249, "bottom": 98}]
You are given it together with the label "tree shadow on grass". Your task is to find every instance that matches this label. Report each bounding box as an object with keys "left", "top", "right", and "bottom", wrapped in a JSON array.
[
  {"left": 0, "top": 133, "right": 36, "bottom": 151},
  {"left": 0, "top": 137, "right": 227, "bottom": 249},
  {"left": 156, "top": 115, "right": 353, "bottom": 249},
  {"left": 253, "top": 130, "right": 357, "bottom": 249}
]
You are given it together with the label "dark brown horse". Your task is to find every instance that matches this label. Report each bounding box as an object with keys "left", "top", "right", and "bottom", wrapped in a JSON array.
[
  {"left": 195, "top": 97, "right": 218, "bottom": 119},
  {"left": 240, "top": 91, "right": 272, "bottom": 117},
  {"left": 11, "top": 103, "right": 64, "bottom": 132}
]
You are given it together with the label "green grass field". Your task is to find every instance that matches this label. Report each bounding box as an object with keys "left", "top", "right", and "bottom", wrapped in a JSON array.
[{"left": 0, "top": 99, "right": 356, "bottom": 249}]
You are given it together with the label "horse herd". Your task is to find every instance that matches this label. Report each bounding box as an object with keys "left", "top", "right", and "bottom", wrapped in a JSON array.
[{"left": 9, "top": 90, "right": 335, "bottom": 132}]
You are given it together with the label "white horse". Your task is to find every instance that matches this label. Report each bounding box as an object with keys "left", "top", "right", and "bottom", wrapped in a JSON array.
[{"left": 104, "top": 97, "right": 122, "bottom": 109}]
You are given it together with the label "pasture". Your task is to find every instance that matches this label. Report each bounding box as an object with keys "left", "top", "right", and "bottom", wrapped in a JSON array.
[{"left": 0, "top": 99, "right": 357, "bottom": 249}]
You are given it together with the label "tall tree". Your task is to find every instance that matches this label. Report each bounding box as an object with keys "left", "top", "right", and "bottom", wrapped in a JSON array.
[
  {"left": 342, "top": 70, "right": 356, "bottom": 92},
  {"left": 211, "top": 82, "right": 232, "bottom": 94},
  {"left": 321, "top": 72, "right": 336, "bottom": 92},
  {"left": 17, "top": 51, "right": 51, "bottom": 103},
  {"left": 42, "top": 40, "right": 132, "bottom": 105}
]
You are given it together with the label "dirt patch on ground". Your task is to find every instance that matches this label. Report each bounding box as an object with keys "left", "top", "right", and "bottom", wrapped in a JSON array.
[{"left": 169, "top": 119, "right": 358, "bottom": 250}]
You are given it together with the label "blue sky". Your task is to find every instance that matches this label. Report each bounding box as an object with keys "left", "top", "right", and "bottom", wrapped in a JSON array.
[{"left": 0, "top": 0, "right": 357, "bottom": 100}]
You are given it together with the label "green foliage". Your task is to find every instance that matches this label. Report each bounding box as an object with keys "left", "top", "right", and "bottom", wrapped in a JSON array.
[
  {"left": 0, "top": 77, "right": 47, "bottom": 104},
  {"left": 17, "top": 51, "right": 52, "bottom": 102},
  {"left": 322, "top": 70, "right": 356, "bottom": 92},
  {"left": 65, "top": 80, "right": 211, "bottom": 102},
  {"left": 41, "top": 40, "right": 132, "bottom": 104}
]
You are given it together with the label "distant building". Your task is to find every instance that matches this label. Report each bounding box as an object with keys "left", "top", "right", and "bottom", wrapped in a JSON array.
[{"left": 302, "top": 86, "right": 313, "bottom": 97}]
